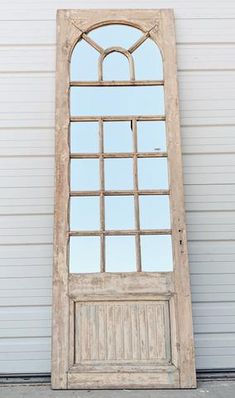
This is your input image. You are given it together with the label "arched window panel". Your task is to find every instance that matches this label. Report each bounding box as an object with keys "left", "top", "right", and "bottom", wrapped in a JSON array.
[
  {"left": 133, "top": 38, "right": 163, "bottom": 80},
  {"left": 70, "top": 39, "right": 99, "bottom": 81},
  {"left": 102, "top": 51, "right": 131, "bottom": 81},
  {"left": 88, "top": 24, "right": 142, "bottom": 49}
]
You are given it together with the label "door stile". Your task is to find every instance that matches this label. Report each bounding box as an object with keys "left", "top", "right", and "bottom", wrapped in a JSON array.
[
  {"left": 52, "top": 12, "right": 81, "bottom": 389},
  {"left": 156, "top": 9, "right": 196, "bottom": 388}
]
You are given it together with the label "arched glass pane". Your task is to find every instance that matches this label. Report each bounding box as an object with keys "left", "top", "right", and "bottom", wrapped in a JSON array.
[
  {"left": 88, "top": 24, "right": 142, "bottom": 49},
  {"left": 103, "top": 52, "right": 130, "bottom": 80},
  {"left": 133, "top": 38, "right": 163, "bottom": 80},
  {"left": 70, "top": 39, "right": 99, "bottom": 81}
]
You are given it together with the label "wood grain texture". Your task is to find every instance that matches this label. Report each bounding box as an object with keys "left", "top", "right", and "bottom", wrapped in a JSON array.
[
  {"left": 51, "top": 11, "right": 79, "bottom": 389},
  {"left": 74, "top": 301, "right": 170, "bottom": 363},
  {"left": 67, "top": 367, "right": 179, "bottom": 389},
  {"left": 152, "top": 9, "right": 196, "bottom": 387},
  {"left": 69, "top": 272, "right": 174, "bottom": 297}
]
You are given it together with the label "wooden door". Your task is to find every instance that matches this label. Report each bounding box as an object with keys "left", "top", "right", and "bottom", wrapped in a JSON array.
[{"left": 52, "top": 9, "right": 196, "bottom": 389}]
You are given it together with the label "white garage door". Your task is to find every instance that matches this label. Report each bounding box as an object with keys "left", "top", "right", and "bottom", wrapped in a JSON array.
[{"left": 1, "top": 0, "right": 235, "bottom": 374}]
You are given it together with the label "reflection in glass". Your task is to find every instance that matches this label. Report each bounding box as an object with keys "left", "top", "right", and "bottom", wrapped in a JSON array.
[
  {"left": 106, "top": 236, "right": 136, "bottom": 272},
  {"left": 103, "top": 52, "right": 130, "bottom": 81},
  {"left": 104, "top": 159, "right": 133, "bottom": 190},
  {"left": 141, "top": 235, "right": 173, "bottom": 272},
  {"left": 88, "top": 24, "right": 142, "bottom": 49},
  {"left": 70, "top": 197, "right": 100, "bottom": 231},
  {"left": 133, "top": 39, "right": 163, "bottom": 80},
  {"left": 103, "top": 122, "right": 133, "bottom": 153},
  {"left": 70, "top": 159, "right": 100, "bottom": 191},
  {"left": 70, "top": 236, "right": 100, "bottom": 273},
  {"left": 139, "top": 196, "right": 171, "bottom": 229},
  {"left": 70, "top": 87, "right": 164, "bottom": 116},
  {"left": 70, "top": 39, "right": 99, "bottom": 81},
  {"left": 138, "top": 158, "right": 169, "bottom": 189},
  {"left": 70, "top": 122, "right": 99, "bottom": 153},
  {"left": 105, "top": 196, "right": 135, "bottom": 230},
  {"left": 137, "top": 121, "right": 166, "bottom": 153}
]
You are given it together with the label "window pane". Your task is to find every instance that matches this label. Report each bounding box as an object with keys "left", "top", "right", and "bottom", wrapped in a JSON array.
[
  {"left": 70, "top": 159, "right": 100, "bottom": 191},
  {"left": 103, "top": 122, "right": 133, "bottom": 153},
  {"left": 70, "top": 39, "right": 99, "bottom": 81},
  {"left": 137, "top": 121, "right": 166, "bottom": 153},
  {"left": 104, "top": 159, "right": 133, "bottom": 190},
  {"left": 106, "top": 236, "right": 136, "bottom": 272},
  {"left": 70, "top": 197, "right": 100, "bottom": 231},
  {"left": 139, "top": 196, "right": 171, "bottom": 229},
  {"left": 69, "top": 236, "right": 100, "bottom": 273},
  {"left": 138, "top": 158, "right": 169, "bottom": 189},
  {"left": 103, "top": 52, "right": 130, "bottom": 81},
  {"left": 133, "top": 39, "right": 163, "bottom": 80},
  {"left": 88, "top": 24, "right": 142, "bottom": 49},
  {"left": 105, "top": 196, "right": 135, "bottom": 230},
  {"left": 141, "top": 235, "right": 173, "bottom": 272},
  {"left": 70, "top": 87, "right": 164, "bottom": 116},
  {"left": 70, "top": 122, "right": 99, "bottom": 153}
]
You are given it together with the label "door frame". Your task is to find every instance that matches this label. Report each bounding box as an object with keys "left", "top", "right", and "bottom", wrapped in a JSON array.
[{"left": 52, "top": 9, "right": 196, "bottom": 389}]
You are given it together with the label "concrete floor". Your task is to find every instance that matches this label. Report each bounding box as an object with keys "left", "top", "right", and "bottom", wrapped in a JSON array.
[{"left": 0, "top": 381, "right": 235, "bottom": 398}]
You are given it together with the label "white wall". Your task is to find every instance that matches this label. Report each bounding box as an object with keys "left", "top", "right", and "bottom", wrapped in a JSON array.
[{"left": 1, "top": 0, "right": 235, "bottom": 373}]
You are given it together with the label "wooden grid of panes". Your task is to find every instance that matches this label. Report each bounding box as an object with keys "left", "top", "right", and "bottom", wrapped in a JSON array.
[{"left": 69, "top": 31, "right": 172, "bottom": 273}]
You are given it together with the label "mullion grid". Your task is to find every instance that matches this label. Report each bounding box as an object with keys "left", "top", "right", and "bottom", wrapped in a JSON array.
[
  {"left": 69, "top": 118, "right": 171, "bottom": 273},
  {"left": 99, "top": 120, "right": 105, "bottom": 272},
  {"left": 132, "top": 119, "right": 141, "bottom": 272}
]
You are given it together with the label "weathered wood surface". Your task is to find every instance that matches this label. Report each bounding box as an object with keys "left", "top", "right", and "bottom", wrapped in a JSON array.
[{"left": 52, "top": 9, "right": 196, "bottom": 389}]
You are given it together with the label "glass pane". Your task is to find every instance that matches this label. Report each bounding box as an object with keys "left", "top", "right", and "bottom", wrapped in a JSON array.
[
  {"left": 106, "top": 236, "right": 136, "bottom": 272},
  {"left": 70, "top": 159, "right": 100, "bottom": 191},
  {"left": 70, "top": 236, "right": 100, "bottom": 273},
  {"left": 139, "top": 196, "right": 171, "bottom": 229},
  {"left": 70, "top": 87, "right": 164, "bottom": 116},
  {"left": 103, "top": 122, "right": 133, "bottom": 153},
  {"left": 133, "top": 39, "right": 163, "bottom": 80},
  {"left": 104, "top": 159, "right": 133, "bottom": 190},
  {"left": 141, "top": 235, "right": 173, "bottom": 272},
  {"left": 88, "top": 24, "right": 142, "bottom": 49},
  {"left": 138, "top": 158, "right": 169, "bottom": 189},
  {"left": 137, "top": 121, "right": 166, "bottom": 153},
  {"left": 70, "top": 39, "right": 99, "bottom": 81},
  {"left": 103, "top": 52, "right": 130, "bottom": 81},
  {"left": 70, "top": 197, "right": 100, "bottom": 231},
  {"left": 105, "top": 196, "right": 135, "bottom": 230},
  {"left": 70, "top": 122, "right": 99, "bottom": 153}
]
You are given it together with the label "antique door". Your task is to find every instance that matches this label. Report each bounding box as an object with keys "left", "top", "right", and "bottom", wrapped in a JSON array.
[{"left": 52, "top": 9, "right": 196, "bottom": 389}]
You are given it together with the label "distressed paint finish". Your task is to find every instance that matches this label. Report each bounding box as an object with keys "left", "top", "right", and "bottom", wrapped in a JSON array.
[
  {"left": 52, "top": 9, "right": 196, "bottom": 389},
  {"left": 74, "top": 301, "right": 170, "bottom": 363}
]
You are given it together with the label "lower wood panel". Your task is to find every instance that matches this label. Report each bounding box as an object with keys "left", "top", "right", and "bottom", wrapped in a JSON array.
[
  {"left": 74, "top": 300, "right": 171, "bottom": 365},
  {"left": 67, "top": 367, "right": 179, "bottom": 389}
]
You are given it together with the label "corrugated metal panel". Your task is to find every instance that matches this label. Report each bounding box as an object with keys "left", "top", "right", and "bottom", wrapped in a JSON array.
[{"left": 0, "top": 0, "right": 235, "bottom": 373}]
